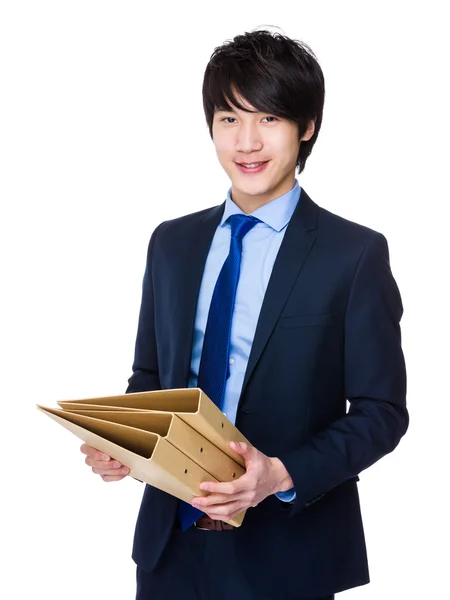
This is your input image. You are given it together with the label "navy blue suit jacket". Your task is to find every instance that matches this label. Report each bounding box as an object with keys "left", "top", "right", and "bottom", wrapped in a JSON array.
[{"left": 126, "top": 189, "right": 408, "bottom": 597}]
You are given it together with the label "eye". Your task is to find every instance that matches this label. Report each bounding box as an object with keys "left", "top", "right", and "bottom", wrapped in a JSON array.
[{"left": 219, "top": 115, "right": 278, "bottom": 124}]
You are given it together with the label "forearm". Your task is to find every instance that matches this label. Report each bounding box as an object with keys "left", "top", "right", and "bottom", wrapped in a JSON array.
[{"left": 279, "top": 397, "right": 408, "bottom": 515}]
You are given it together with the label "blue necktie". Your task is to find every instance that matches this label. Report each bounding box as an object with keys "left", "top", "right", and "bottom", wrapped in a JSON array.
[{"left": 177, "top": 213, "right": 260, "bottom": 531}]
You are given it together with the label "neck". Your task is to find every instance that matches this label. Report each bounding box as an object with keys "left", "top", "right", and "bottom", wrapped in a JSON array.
[{"left": 231, "top": 175, "right": 296, "bottom": 214}]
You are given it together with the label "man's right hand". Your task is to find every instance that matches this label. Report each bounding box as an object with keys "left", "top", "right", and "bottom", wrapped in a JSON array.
[{"left": 80, "top": 443, "right": 130, "bottom": 482}]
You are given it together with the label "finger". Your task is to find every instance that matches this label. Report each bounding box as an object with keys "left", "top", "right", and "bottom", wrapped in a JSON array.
[
  {"left": 101, "top": 473, "right": 128, "bottom": 482},
  {"left": 92, "top": 467, "right": 130, "bottom": 476},
  {"left": 80, "top": 444, "right": 111, "bottom": 462},
  {"left": 204, "top": 501, "right": 246, "bottom": 521},
  {"left": 199, "top": 479, "right": 245, "bottom": 495},
  {"left": 193, "top": 493, "right": 244, "bottom": 509},
  {"left": 85, "top": 456, "right": 123, "bottom": 469},
  {"left": 229, "top": 441, "right": 253, "bottom": 457}
]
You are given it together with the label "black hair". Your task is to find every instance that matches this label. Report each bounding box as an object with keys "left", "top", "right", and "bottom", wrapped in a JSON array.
[{"left": 202, "top": 28, "right": 325, "bottom": 173}]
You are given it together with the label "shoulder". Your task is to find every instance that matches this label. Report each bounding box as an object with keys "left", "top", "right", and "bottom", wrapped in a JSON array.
[
  {"left": 143, "top": 203, "right": 224, "bottom": 262},
  {"left": 319, "top": 205, "right": 385, "bottom": 244},
  {"left": 300, "top": 188, "right": 388, "bottom": 250},
  {"left": 314, "top": 203, "right": 390, "bottom": 263},
  {"left": 152, "top": 204, "right": 223, "bottom": 240}
]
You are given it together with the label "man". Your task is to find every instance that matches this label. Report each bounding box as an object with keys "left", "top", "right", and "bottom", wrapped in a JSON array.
[{"left": 81, "top": 29, "right": 408, "bottom": 599}]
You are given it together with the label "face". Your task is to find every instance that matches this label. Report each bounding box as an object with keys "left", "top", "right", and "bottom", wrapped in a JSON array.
[{"left": 212, "top": 93, "right": 315, "bottom": 212}]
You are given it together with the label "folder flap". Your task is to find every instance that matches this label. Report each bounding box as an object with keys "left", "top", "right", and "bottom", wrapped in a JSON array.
[
  {"left": 59, "top": 403, "right": 142, "bottom": 412},
  {"left": 63, "top": 409, "right": 174, "bottom": 436},
  {"left": 58, "top": 388, "right": 201, "bottom": 412},
  {"left": 37, "top": 405, "right": 158, "bottom": 458}
]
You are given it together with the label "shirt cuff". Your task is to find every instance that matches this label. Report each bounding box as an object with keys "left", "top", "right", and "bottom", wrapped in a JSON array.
[{"left": 275, "top": 488, "right": 296, "bottom": 502}]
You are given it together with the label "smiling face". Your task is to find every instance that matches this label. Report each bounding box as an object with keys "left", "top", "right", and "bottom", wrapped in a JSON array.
[{"left": 212, "top": 93, "right": 315, "bottom": 213}]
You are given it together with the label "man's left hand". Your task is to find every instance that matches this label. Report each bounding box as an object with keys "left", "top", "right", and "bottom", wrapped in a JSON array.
[{"left": 191, "top": 441, "right": 294, "bottom": 521}]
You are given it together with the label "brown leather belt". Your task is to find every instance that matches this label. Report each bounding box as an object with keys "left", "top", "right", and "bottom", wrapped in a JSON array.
[{"left": 194, "top": 516, "right": 234, "bottom": 531}]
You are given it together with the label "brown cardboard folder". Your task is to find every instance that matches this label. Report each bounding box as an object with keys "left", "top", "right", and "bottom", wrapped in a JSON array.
[{"left": 37, "top": 388, "right": 250, "bottom": 527}]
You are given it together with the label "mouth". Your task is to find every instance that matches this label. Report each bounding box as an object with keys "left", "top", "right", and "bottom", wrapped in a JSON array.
[{"left": 235, "top": 160, "right": 270, "bottom": 174}]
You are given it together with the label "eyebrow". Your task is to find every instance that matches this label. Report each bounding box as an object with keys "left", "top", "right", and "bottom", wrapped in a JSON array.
[{"left": 214, "top": 107, "right": 261, "bottom": 115}]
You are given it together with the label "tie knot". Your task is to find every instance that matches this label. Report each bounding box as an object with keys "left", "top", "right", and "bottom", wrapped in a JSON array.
[{"left": 227, "top": 214, "right": 260, "bottom": 241}]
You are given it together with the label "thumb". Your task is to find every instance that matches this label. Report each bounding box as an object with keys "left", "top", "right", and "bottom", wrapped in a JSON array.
[{"left": 230, "top": 441, "right": 250, "bottom": 455}]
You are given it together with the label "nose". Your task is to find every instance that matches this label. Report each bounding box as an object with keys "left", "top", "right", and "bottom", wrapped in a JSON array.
[{"left": 235, "top": 121, "right": 263, "bottom": 154}]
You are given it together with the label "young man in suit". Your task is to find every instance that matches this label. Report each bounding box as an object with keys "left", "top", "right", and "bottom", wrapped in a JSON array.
[{"left": 81, "top": 29, "right": 408, "bottom": 599}]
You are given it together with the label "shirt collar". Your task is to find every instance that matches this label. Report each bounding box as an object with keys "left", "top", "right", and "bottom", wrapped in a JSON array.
[{"left": 220, "top": 179, "right": 301, "bottom": 232}]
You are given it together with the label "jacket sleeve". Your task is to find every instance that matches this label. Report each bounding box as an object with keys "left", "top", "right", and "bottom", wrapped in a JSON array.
[
  {"left": 126, "top": 223, "right": 165, "bottom": 394},
  {"left": 278, "top": 232, "right": 408, "bottom": 516}
]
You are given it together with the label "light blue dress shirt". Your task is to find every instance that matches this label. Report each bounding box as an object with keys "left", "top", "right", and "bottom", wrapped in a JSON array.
[{"left": 188, "top": 179, "right": 302, "bottom": 502}]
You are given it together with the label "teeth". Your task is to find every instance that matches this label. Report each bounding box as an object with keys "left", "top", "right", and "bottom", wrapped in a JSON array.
[{"left": 241, "top": 162, "right": 264, "bottom": 168}]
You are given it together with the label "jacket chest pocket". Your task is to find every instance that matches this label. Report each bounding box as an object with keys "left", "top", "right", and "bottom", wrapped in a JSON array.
[{"left": 279, "top": 312, "right": 339, "bottom": 328}]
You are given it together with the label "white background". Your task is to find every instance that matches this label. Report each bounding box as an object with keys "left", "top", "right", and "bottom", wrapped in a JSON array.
[{"left": 1, "top": 1, "right": 448, "bottom": 598}]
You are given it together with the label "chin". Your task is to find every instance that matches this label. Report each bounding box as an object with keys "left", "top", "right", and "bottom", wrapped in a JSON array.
[
  {"left": 235, "top": 185, "right": 269, "bottom": 198},
  {"left": 235, "top": 177, "right": 272, "bottom": 192}
]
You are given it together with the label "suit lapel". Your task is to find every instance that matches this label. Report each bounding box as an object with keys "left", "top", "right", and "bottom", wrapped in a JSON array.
[
  {"left": 173, "top": 204, "right": 225, "bottom": 388},
  {"left": 239, "top": 190, "right": 319, "bottom": 399}
]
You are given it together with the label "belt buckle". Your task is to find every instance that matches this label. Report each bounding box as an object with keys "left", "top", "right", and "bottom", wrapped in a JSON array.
[
  {"left": 195, "top": 518, "right": 233, "bottom": 531},
  {"left": 194, "top": 520, "right": 212, "bottom": 531}
]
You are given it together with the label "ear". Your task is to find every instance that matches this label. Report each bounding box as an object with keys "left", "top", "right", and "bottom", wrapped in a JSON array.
[{"left": 300, "top": 119, "right": 316, "bottom": 142}]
